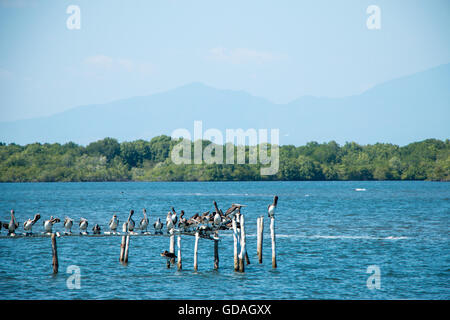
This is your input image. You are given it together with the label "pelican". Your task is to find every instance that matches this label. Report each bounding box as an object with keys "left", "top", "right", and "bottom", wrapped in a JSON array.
[
  {"left": 160, "top": 250, "right": 177, "bottom": 260},
  {"left": 43, "top": 216, "right": 60, "bottom": 234},
  {"left": 153, "top": 217, "right": 163, "bottom": 234},
  {"left": 127, "top": 210, "right": 135, "bottom": 232},
  {"left": 63, "top": 217, "right": 74, "bottom": 234},
  {"left": 79, "top": 217, "right": 88, "bottom": 234},
  {"left": 139, "top": 208, "right": 149, "bottom": 233},
  {"left": 170, "top": 207, "right": 178, "bottom": 225},
  {"left": 166, "top": 211, "right": 174, "bottom": 231},
  {"left": 23, "top": 213, "right": 40, "bottom": 235},
  {"left": 213, "top": 211, "right": 222, "bottom": 226},
  {"left": 178, "top": 210, "right": 187, "bottom": 229},
  {"left": 268, "top": 195, "right": 278, "bottom": 218},
  {"left": 92, "top": 224, "right": 101, "bottom": 234},
  {"left": 3, "top": 210, "right": 19, "bottom": 236},
  {"left": 108, "top": 214, "right": 119, "bottom": 233}
]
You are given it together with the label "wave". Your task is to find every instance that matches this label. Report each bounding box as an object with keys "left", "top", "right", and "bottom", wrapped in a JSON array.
[{"left": 354, "top": 188, "right": 366, "bottom": 191}]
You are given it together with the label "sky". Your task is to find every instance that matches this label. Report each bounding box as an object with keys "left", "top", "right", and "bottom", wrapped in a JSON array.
[{"left": 0, "top": 0, "right": 449, "bottom": 121}]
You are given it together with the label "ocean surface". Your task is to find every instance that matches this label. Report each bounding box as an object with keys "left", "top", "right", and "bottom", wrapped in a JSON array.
[{"left": 0, "top": 181, "right": 448, "bottom": 300}]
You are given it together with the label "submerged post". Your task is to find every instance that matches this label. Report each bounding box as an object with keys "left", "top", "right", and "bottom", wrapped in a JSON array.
[
  {"left": 232, "top": 216, "right": 239, "bottom": 271},
  {"left": 270, "top": 217, "right": 276, "bottom": 268},
  {"left": 177, "top": 234, "right": 182, "bottom": 270},
  {"left": 194, "top": 231, "right": 199, "bottom": 272},
  {"left": 239, "top": 214, "right": 246, "bottom": 272},
  {"left": 257, "top": 216, "right": 264, "bottom": 264},
  {"left": 214, "top": 232, "right": 219, "bottom": 270},
  {"left": 51, "top": 233, "right": 58, "bottom": 274}
]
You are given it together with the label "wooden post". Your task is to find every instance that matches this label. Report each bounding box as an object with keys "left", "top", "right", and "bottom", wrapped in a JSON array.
[
  {"left": 270, "top": 217, "right": 277, "bottom": 268},
  {"left": 119, "top": 222, "right": 127, "bottom": 262},
  {"left": 169, "top": 232, "right": 175, "bottom": 265},
  {"left": 194, "top": 231, "right": 199, "bottom": 271},
  {"left": 123, "top": 234, "right": 130, "bottom": 263},
  {"left": 239, "top": 214, "right": 246, "bottom": 272},
  {"left": 51, "top": 233, "right": 58, "bottom": 274},
  {"left": 257, "top": 216, "right": 264, "bottom": 264},
  {"left": 232, "top": 216, "right": 239, "bottom": 271},
  {"left": 214, "top": 232, "right": 219, "bottom": 270},
  {"left": 177, "top": 234, "right": 182, "bottom": 270}
]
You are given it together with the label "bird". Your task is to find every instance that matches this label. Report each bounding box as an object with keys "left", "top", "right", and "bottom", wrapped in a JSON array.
[
  {"left": 108, "top": 214, "right": 119, "bottom": 233},
  {"left": 213, "top": 211, "right": 222, "bottom": 226},
  {"left": 3, "top": 210, "right": 19, "bottom": 236},
  {"left": 268, "top": 195, "right": 278, "bottom": 218},
  {"left": 170, "top": 207, "right": 178, "bottom": 225},
  {"left": 79, "top": 217, "right": 88, "bottom": 234},
  {"left": 153, "top": 217, "right": 163, "bottom": 234},
  {"left": 63, "top": 217, "right": 74, "bottom": 234},
  {"left": 127, "top": 210, "right": 135, "bottom": 232},
  {"left": 23, "top": 213, "right": 41, "bottom": 235},
  {"left": 92, "top": 224, "right": 101, "bottom": 234},
  {"left": 224, "top": 204, "right": 247, "bottom": 218},
  {"left": 43, "top": 216, "right": 60, "bottom": 234},
  {"left": 178, "top": 210, "right": 187, "bottom": 230},
  {"left": 166, "top": 211, "right": 174, "bottom": 231},
  {"left": 139, "top": 208, "right": 149, "bottom": 233},
  {"left": 160, "top": 250, "right": 177, "bottom": 259}
]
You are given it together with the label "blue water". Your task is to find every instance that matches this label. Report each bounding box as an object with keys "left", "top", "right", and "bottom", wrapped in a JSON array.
[{"left": 0, "top": 181, "right": 448, "bottom": 299}]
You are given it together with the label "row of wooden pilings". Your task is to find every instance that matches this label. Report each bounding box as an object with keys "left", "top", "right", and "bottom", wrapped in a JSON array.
[{"left": 49, "top": 215, "right": 276, "bottom": 274}]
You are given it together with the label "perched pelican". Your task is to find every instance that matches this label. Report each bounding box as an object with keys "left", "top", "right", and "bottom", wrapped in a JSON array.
[
  {"left": 139, "top": 208, "right": 149, "bottom": 233},
  {"left": 268, "top": 195, "right": 278, "bottom": 218},
  {"left": 63, "top": 217, "right": 74, "bottom": 234},
  {"left": 166, "top": 211, "right": 174, "bottom": 231},
  {"left": 43, "top": 216, "right": 60, "bottom": 234},
  {"left": 153, "top": 218, "right": 163, "bottom": 234},
  {"left": 23, "top": 213, "right": 41, "bottom": 235},
  {"left": 108, "top": 214, "right": 119, "bottom": 233},
  {"left": 170, "top": 207, "right": 178, "bottom": 225},
  {"left": 213, "top": 211, "right": 222, "bottom": 226},
  {"left": 127, "top": 210, "right": 135, "bottom": 232},
  {"left": 92, "top": 224, "right": 101, "bottom": 234},
  {"left": 3, "top": 210, "right": 19, "bottom": 236},
  {"left": 178, "top": 210, "right": 187, "bottom": 229},
  {"left": 79, "top": 217, "right": 88, "bottom": 234}
]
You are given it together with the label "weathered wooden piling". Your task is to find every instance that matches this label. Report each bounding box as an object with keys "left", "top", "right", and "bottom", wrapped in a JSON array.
[
  {"left": 51, "top": 233, "right": 58, "bottom": 274},
  {"left": 214, "top": 232, "right": 219, "bottom": 270},
  {"left": 169, "top": 232, "right": 175, "bottom": 265},
  {"left": 177, "top": 234, "right": 182, "bottom": 270},
  {"left": 257, "top": 216, "right": 264, "bottom": 264},
  {"left": 270, "top": 217, "right": 277, "bottom": 268},
  {"left": 123, "top": 234, "right": 131, "bottom": 263},
  {"left": 194, "top": 231, "right": 199, "bottom": 271},
  {"left": 232, "top": 216, "right": 239, "bottom": 271},
  {"left": 239, "top": 214, "right": 246, "bottom": 272},
  {"left": 119, "top": 222, "right": 127, "bottom": 262}
]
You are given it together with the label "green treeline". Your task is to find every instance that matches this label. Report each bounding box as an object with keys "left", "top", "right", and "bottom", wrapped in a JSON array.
[{"left": 0, "top": 136, "right": 449, "bottom": 182}]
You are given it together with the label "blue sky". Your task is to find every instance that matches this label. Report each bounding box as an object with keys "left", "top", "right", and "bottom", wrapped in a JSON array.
[{"left": 0, "top": 0, "right": 449, "bottom": 121}]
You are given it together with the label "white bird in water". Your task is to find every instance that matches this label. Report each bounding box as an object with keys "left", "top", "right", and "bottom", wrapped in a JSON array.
[
  {"left": 139, "top": 208, "right": 149, "bottom": 233},
  {"left": 154, "top": 217, "right": 163, "bottom": 234},
  {"left": 108, "top": 214, "right": 119, "bottom": 233},
  {"left": 79, "top": 217, "right": 88, "bottom": 234},
  {"left": 23, "top": 213, "right": 40, "bottom": 236},
  {"left": 268, "top": 195, "right": 278, "bottom": 218},
  {"left": 63, "top": 217, "right": 74, "bottom": 235},
  {"left": 43, "top": 216, "right": 60, "bottom": 234},
  {"left": 3, "top": 210, "right": 19, "bottom": 236}
]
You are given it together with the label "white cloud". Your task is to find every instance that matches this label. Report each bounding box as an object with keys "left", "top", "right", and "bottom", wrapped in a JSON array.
[{"left": 209, "top": 47, "right": 280, "bottom": 64}]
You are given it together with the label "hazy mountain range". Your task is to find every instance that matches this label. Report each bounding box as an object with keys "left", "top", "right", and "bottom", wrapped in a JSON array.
[{"left": 1, "top": 63, "right": 449, "bottom": 146}]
